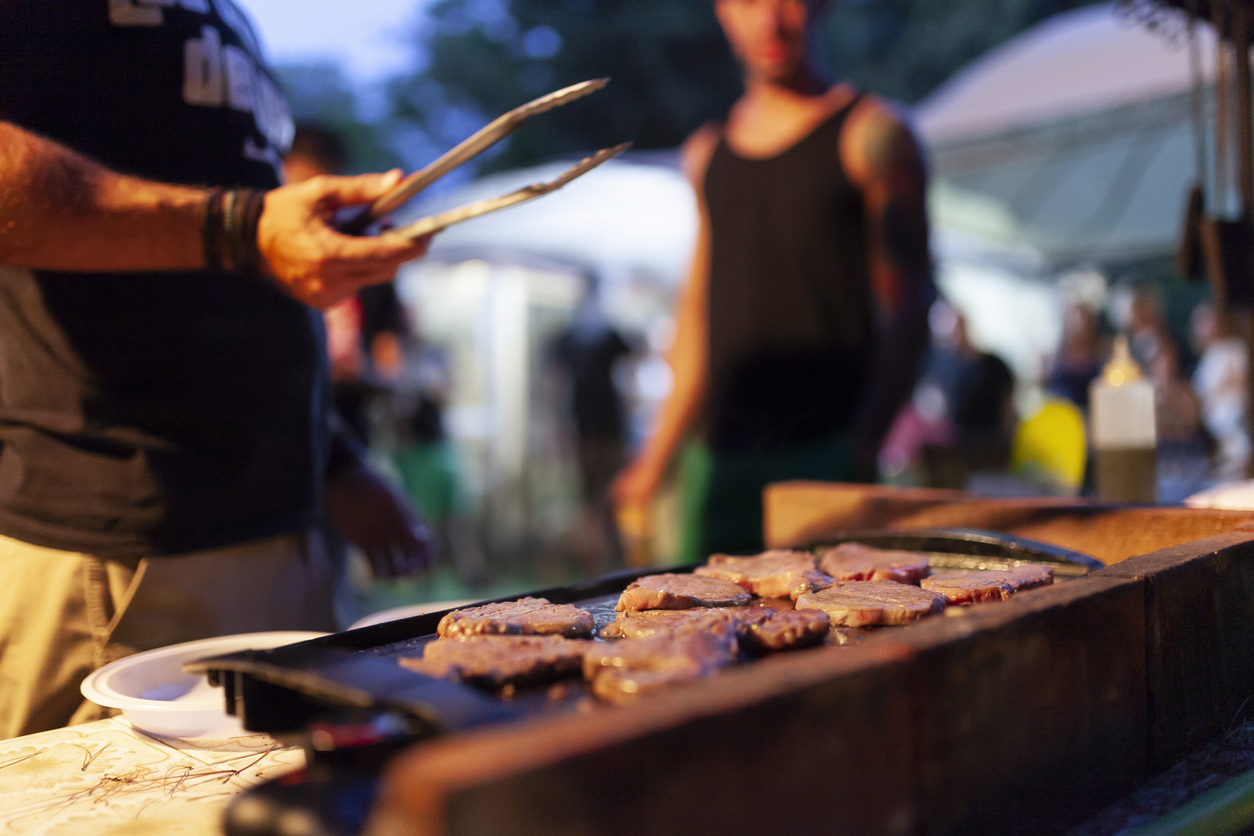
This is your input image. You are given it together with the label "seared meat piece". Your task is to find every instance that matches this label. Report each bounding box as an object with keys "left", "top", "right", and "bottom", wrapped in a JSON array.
[
  {"left": 695, "top": 550, "right": 834, "bottom": 599},
  {"left": 437, "top": 597, "right": 594, "bottom": 639},
  {"left": 600, "top": 608, "right": 741, "bottom": 644},
  {"left": 615, "top": 573, "right": 751, "bottom": 612},
  {"left": 602, "top": 604, "right": 824, "bottom": 653},
  {"left": 400, "top": 635, "right": 589, "bottom": 688},
  {"left": 739, "top": 608, "right": 831, "bottom": 652},
  {"left": 796, "top": 581, "right": 947, "bottom": 627},
  {"left": 818, "top": 542, "right": 931, "bottom": 585},
  {"left": 583, "top": 632, "right": 735, "bottom": 704},
  {"left": 921, "top": 564, "right": 1054, "bottom": 605}
]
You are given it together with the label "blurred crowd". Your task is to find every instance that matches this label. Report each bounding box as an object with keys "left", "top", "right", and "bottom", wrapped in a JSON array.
[
  {"left": 289, "top": 120, "right": 1252, "bottom": 592},
  {"left": 881, "top": 285, "right": 1249, "bottom": 502}
]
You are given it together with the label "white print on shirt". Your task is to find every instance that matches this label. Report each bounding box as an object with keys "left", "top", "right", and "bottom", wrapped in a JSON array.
[
  {"left": 223, "top": 43, "right": 254, "bottom": 111},
  {"left": 182, "top": 26, "right": 294, "bottom": 154},
  {"left": 182, "top": 24, "right": 222, "bottom": 106},
  {"left": 108, "top": 0, "right": 292, "bottom": 158},
  {"left": 110, "top": 0, "right": 209, "bottom": 27}
]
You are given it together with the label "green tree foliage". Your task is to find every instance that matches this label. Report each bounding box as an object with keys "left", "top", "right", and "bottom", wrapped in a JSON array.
[
  {"left": 388, "top": 0, "right": 742, "bottom": 172},
  {"left": 385, "top": 0, "right": 1106, "bottom": 173},
  {"left": 276, "top": 62, "right": 405, "bottom": 174},
  {"left": 816, "top": 0, "right": 1106, "bottom": 105}
]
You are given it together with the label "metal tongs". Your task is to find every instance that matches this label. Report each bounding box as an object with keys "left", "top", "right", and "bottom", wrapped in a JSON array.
[{"left": 338, "top": 78, "right": 629, "bottom": 240}]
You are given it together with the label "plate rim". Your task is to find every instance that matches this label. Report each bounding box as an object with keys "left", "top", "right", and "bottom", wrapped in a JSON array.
[{"left": 80, "top": 630, "right": 329, "bottom": 712}]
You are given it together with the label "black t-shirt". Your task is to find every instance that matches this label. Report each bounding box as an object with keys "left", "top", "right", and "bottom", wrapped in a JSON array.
[{"left": 0, "top": 0, "right": 330, "bottom": 557}]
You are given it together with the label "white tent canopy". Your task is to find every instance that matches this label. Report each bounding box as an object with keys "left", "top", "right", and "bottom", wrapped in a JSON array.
[
  {"left": 919, "top": 4, "right": 1217, "bottom": 144},
  {"left": 918, "top": 3, "right": 1222, "bottom": 266},
  {"left": 401, "top": 156, "right": 698, "bottom": 287}
]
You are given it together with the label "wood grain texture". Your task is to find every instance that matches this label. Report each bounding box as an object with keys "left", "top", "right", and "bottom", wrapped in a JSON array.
[{"left": 1098, "top": 532, "right": 1254, "bottom": 772}]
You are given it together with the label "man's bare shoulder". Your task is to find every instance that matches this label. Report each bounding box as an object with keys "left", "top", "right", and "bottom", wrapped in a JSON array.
[
  {"left": 680, "top": 122, "right": 723, "bottom": 186},
  {"left": 841, "top": 95, "right": 926, "bottom": 186}
]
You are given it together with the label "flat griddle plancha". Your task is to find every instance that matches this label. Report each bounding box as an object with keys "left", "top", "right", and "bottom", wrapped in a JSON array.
[
  {"left": 187, "top": 527, "right": 1098, "bottom": 738},
  {"left": 205, "top": 529, "right": 1097, "bottom": 836}
]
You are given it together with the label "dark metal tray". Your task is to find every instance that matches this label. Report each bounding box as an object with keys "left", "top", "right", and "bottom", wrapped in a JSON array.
[{"left": 187, "top": 528, "right": 1100, "bottom": 738}]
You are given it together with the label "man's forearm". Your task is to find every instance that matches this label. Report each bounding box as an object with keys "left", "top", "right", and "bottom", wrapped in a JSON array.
[{"left": 0, "top": 122, "right": 205, "bottom": 272}]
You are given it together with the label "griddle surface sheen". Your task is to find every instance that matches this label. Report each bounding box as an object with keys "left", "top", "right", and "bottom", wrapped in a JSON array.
[{"left": 186, "top": 528, "right": 1097, "bottom": 736}]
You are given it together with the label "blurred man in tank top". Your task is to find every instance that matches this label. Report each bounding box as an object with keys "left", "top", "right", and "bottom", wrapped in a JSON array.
[{"left": 613, "top": 0, "right": 934, "bottom": 559}]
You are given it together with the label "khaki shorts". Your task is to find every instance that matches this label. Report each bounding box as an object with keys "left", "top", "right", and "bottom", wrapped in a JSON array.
[{"left": 0, "top": 530, "right": 336, "bottom": 739}]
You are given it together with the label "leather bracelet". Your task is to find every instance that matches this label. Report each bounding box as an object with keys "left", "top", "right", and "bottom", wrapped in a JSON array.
[
  {"left": 203, "top": 187, "right": 267, "bottom": 278},
  {"left": 201, "top": 187, "right": 226, "bottom": 272},
  {"left": 228, "top": 188, "right": 267, "bottom": 279}
]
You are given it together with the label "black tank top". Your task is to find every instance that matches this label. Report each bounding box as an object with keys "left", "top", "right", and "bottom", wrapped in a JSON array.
[{"left": 703, "top": 96, "right": 875, "bottom": 453}]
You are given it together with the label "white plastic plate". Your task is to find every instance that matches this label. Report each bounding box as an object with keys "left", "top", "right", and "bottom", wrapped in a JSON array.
[
  {"left": 349, "top": 600, "right": 479, "bottom": 630},
  {"left": 80, "top": 631, "right": 327, "bottom": 738}
]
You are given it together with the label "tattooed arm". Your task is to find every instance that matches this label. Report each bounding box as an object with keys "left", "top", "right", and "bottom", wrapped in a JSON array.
[{"left": 841, "top": 99, "right": 935, "bottom": 479}]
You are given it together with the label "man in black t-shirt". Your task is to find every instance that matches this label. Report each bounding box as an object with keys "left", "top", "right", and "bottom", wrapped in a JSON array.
[{"left": 0, "top": 1, "right": 432, "bottom": 737}]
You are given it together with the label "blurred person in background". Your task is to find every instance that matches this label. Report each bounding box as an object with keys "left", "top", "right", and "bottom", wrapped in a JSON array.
[
  {"left": 1152, "top": 342, "right": 1202, "bottom": 444},
  {"left": 1191, "top": 302, "right": 1250, "bottom": 480},
  {"left": 613, "top": 0, "right": 933, "bottom": 559},
  {"left": 551, "top": 275, "right": 635, "bottom": 572},
  {"left": 0, "top": 2, "right": 431, "bottom": 737},
  {"left": 945, "top": 322, "right": 1016, "bottom": 447},
  {"left": 1151, "top": 339, "right": 1209, "bottom": 502},
  {"left": 883, "top": 300, "right": 1016, "bottom": 489},
  {"left": 1046, "top": 303, "right": 1107, "bottom": 412},
  {"left": 284, "top": 124, "right": 410, "bottom": 444},
  {"left": 1127, "top": 283, "right": 1171, "bottom": 373},
  {"left": 393, "top": 338, "right": 490, "bottom": 587},
  {"left": 921, "top": 301, "right": 1016, "bottom": 445}
]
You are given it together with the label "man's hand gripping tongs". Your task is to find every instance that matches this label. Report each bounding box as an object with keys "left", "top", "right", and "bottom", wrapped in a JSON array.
[{"left": 339, "top": 78, "right": 629, "bottom": 240}]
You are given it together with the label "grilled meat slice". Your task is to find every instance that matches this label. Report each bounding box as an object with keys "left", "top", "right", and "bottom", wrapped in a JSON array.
[
  {"left": 601, "top": 603, "right": 825, "bottom": 653},
  {"left": 400, "top": 634, "right": 589, "bottom": 688},
  {"left": 818, "top": 542, "right": 931, "bottom": 585},
  {"left": 695, "top": 550, "right": 834, "bottom": 599},
  {"left": 739, "top": 607, "right": 831, "bottom": 652},
  {"left": 615, "top": 573, "right": 751, "bottom": 612},
  {"left": 796, "top": 581, "right": 947, "bottom": 627},
  {"left": 583, "top": 632, "right": 735, "bottom": 704},
  {"left": 921, "top": 564, "right": 1054, "bottom": 605},
  {"left": 600, "top": 607, "right": 741, "bottom": 644},
  {"left": 436, "top": 597, "right": 594, "bottom": 639}
]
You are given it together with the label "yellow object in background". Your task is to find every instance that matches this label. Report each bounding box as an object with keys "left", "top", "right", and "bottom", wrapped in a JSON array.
[{"left": 1011, "top": 397, "right": 1088, "bottom": 493}]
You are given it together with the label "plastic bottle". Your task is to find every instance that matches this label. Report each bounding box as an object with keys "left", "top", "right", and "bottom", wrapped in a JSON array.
[{"left": 1089, "top": 335, "right": 1157, "bottom": 502}]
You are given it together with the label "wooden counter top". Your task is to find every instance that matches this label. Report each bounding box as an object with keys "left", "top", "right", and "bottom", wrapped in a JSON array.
[{"left": 764, "top": 481, "right": 1254, "bottom": 564}]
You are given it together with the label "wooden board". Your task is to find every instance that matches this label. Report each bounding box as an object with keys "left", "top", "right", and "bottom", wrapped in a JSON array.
[{"left": 763, "top": 481, "right": 1254, "bottom": 565}]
